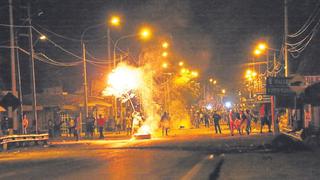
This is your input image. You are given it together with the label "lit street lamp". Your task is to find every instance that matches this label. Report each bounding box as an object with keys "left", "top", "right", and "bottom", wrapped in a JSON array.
[
  {"left": 162, "top": 62, "right": 168, "bottom": 69},
  {"left": 162, "top": 51, "right": 168, "bottom": 58},
  {"left": 162, "top": 41, "right": 169, "bottom": 49}
]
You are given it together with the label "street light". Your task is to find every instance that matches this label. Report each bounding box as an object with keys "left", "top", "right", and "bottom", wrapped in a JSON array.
[
  {"left": 178, "top": 61, "right": 184, "bottom": 66},
  {"left": 162, "top": 41, "right": 169, "bottom": 49},
  {"left": 162, "top": 51, "right": 168, "bottom": 58},
  {"left": 258, "top": 43, "right": 267, "bottom": 51},
  {"left": 139, "top": 27, "right": 151, "bottom": 40},
  {"left": 162, "top": 62, "right": 168, "bottom": 69},
  {"left": 109, "top": 15, "right": 121, "bottom": 27},
  {"left": 39, "top": 35, "right": 46, "bottom": 40},
  {"left": 222, "top": 89, "right": 226, "bottom": 94},
  {"left": 213, "top": 80, "right": 217, "bottom": 85},
  {"left": 113, "top": 26, "right": 152, "bottom": 67},
  {"left": 254, "top": 49, "right": 262, "bottom": 56}
]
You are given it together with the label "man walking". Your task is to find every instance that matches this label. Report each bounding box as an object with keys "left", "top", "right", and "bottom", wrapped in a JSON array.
[
  {"left": 97, "top": 114, "right": 105, "bottom": 139},
  {"left": 212, "top": 111, "right": 222, "bottom": 134}
]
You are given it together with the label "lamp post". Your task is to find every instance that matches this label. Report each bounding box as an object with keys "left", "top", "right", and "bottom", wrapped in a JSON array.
[
  {"left": 112, "top": 27, "right": 152, "bottom": 122},
  {"left": 80, "top": 24, "right": 104, "bottom": 121}
]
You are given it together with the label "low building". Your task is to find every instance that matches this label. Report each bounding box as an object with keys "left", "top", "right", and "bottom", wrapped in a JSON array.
[{"left": 22, "top": 87, "right": 112, "bottom": 132}]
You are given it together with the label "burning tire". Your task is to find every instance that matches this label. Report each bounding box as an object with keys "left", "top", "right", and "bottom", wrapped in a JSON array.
[{"left": 134, "top": 133, "right": 151, "bottom": 139}]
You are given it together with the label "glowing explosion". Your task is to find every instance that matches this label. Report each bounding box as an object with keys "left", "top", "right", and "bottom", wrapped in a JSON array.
[
  {"left": 102, "top": 63, "right": 142, "bottom": 97},
  {"left": 103, "top": 63, "right": 158, "bottom": 137}
]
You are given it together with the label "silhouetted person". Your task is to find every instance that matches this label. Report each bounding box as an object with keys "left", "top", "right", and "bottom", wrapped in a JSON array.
[{"left": 212, "top": 111, "right": 222, "bottom": 134}]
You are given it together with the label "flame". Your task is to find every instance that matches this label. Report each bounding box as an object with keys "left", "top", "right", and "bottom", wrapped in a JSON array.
[
  {"left": 136, "top": 124, "right": 151, "bottom": 135},
  {"left": 102, "top": 63, "right": 143, "bottom": 97}
]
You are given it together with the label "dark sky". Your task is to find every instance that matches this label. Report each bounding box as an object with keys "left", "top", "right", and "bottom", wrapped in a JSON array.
[{"left": 0, "top": 0, "right": 319, "bottom": 93}]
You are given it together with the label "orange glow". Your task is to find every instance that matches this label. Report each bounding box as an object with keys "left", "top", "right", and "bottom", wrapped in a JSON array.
[
  {"left": 191, "top": 71, "right": 198, "bottom": 78},
  {"left": 254, "top": 49, "right": 262, "bottom": 56},
  {"left": 222, "top": 89, "right": 226, "bottom": 94},
  {"left": 162, "top": 51, "right": 168, "bottom": 57},
  {"left": 178, "top": 61, "right": 184, "bottom": 66},
  {"left": 110, "top": 16, "right": 121, "bottom": 26},
  {"left": 180, "top": 68, "right": 187, "bottom": 74},
  {"left": 209, "top": 78, "right": 213, "bottom": 82},
  {"left": 137, "top": 124, "right": 151, "bottom": 135},
  {"left": 162, "top": 42, "right": 169, "bottom": 49},
  {"left": 102, "top": 63, "right": 142, "bottom": 97},
  {"left": 213, "top": 80, "right": 217, "bottom": 85},
  {"left": 162, "top": 62, "right": 168, "bottom": 69},
  {"left": 140, "top": 27, "right": 151, "bottom": 40},
  {"left": 258, "top": 43, "right": 267, "bottom": 50}
]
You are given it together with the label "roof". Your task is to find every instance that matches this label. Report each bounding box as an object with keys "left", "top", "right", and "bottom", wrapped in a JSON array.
[{"left": 23, "top": 93, "right": 112, "bottom": 108}]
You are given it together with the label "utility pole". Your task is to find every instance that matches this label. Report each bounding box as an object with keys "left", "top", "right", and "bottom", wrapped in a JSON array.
[
  {"left": 82, "top": 43, "right": 89, "bottom": 119},
  {"left": 27, "top": 3, "right": 38, "bottom": 133},
  {"left": 9, "top": 0, "right": 18, "bottom": 133},
  {"left": 15, "top": 33, "right": 24, "bottom": 133},
  {"left": 284, "top": 0, "right": 289, "bottom": 77}
]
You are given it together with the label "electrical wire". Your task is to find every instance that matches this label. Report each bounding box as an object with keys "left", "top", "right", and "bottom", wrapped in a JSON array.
[{"left": 288, "top": 0, "right": 320, "bottom": 38}]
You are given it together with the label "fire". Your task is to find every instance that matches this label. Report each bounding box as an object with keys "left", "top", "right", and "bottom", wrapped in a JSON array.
[
  {"left": 102, "top": 63, "right": 143, "bottom": 97},
  {"left": 136, "top": 124, "right": 151, "bottom": 135}
]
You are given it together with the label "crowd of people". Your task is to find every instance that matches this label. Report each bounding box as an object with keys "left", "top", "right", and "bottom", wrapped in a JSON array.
[{"left": 191, "top": 104, "right": 274, "bottom": 136}]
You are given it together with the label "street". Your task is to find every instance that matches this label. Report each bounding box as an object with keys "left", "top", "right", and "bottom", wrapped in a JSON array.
[{"left": 1, "top": 131, "right": 319, "bottom": 180}]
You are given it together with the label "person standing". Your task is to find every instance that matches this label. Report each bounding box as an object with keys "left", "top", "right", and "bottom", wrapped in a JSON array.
[
  {"left": 260, "top": 104, "right": 272, "bottom": 133},
  {"left": 74, "top": 116, "right": 80, "bottom": 141},
  {"left": 204, "top": 112, "right": 210, "bottom": 128},
  {"left": 97, "top": 114, "right": 105, "bottom": 139},
  {"left": 22, "top": 114, "right": 29, "bottom": 134},
  {"left": 1, "top": 116, "right": 9, "bottom": 135},
  {"left": 245, "top": 109, "right": 252, "bottom": 135},
  {"left": 125, "top": 115, "right": 132, "bottom": 135},
  {"left": 212, "top": 111, "right": 222, "bottom": 134},
  {"left": 228, "top": 110, "right": 235, "bottom": 136},
  {"left": 69, "top": 118, "right": 75, "bottom": 137},
  {"left": 160, "top": 112, "right": 170, "bottom": 136},
  {"left": 48, "top": 119, "right": 54, "bottom": 138}
]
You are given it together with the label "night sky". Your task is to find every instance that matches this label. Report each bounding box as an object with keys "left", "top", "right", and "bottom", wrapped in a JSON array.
[{"left": 0, "top": 0, "right": 319, "bottom": 93}]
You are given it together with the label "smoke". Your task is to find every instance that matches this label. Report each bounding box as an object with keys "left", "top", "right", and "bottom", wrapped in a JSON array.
[
  {"left": 103, "top": 62, "right": 160, "bottom": 134},
  {"left": 138, "top": 63, "right": 160, "bottom": 134}
]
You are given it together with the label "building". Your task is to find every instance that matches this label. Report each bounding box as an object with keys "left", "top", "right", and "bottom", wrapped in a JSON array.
[{"left": 22, "top": 87, "right": 112, "bottom": 133}]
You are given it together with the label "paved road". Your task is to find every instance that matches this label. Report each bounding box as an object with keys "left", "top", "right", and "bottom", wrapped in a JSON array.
[{"left": 0, "top": 133, "right": 319, "bottom": 180}]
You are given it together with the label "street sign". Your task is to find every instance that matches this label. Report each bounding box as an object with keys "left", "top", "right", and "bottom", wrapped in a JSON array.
[
  {"left": 0, "top": 92, "right": 20, "bottom": 110},
  {"left": 255, "top": 93, "right": 271, "bottom": 103},
  {"left": 266, "top": 77, "right": 295, "bottom": 96}
]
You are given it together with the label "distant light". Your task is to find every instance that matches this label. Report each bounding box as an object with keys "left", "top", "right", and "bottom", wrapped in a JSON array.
[
  {"left": 225, "top": 101, "right": 232, "bottom": 108},
  {"left": 191, "top": 71, "right": 199, "bottom": 78},
  {"left": 254, "top": 49, "right": 261, "bottom": 56},
  {"left": 206, "top": 104, "right": 213, "bottom": 110},
  {"left": 178, "top": 61, "right": 184, "bottom": 66},
  {"left": 162, "top": 51, "right": 168, "bottom": 57},
  {"left": 209, "top": 78, "right": 213, "bottom": 82},
  {"left": 162, "top": 42, "right": 169, "bottom": 49},
  {"left": 258, "top": 43, "right": 267, "bottom": 50},
  {"left": 180, "top": 68, "right": 187, "bottom": 74},
  {"left": 110, "top": 15, "right": 121, "bottom": 26},
  {"left": 213, "top": 80, "right": 217, "bottom": 85},
  {"left": 39, "top": 35, "right": 47, "bottom": 40},
  {"left": 140, "top": 27, "right": 151, "bottom": 40},
  {"left": 162, "top": 62, "right": 168, "bottom": 69},
  {"left": 222, "top": 89, "right": 226, "bottom": 94}
]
